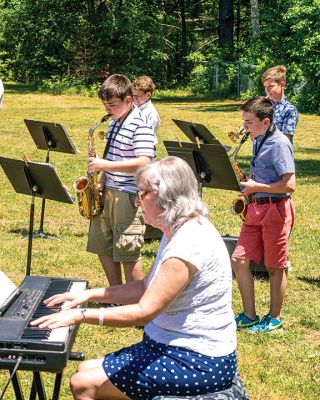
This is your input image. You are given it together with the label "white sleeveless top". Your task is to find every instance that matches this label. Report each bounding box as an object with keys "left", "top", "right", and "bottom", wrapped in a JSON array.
[{"left": 145, "top": 217, "right": 237, "bottom": 357}]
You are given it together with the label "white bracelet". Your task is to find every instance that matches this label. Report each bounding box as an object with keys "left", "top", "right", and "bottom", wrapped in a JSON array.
[
  {"left": 80, "top": 308, "right": 87, "bottom": 323},
  {"left": 99, "top": 308, "right": 104, "bottom": 327}
]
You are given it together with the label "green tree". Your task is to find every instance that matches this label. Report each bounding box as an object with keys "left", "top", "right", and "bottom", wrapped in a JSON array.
[{"left": 0, "top": 0, "right": 88, "bottom": 82}]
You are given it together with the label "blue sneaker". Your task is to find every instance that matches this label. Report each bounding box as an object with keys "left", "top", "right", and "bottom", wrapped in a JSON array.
[
  {"left": 235, "top": 312, "right": 260, "bottom": 330},
  {"left": 247, "top": 314, "right": 283, "bottom": 333}
]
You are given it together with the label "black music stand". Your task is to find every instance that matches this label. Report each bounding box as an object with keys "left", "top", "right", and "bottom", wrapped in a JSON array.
[
  {"left": 163, "top": 141, "right": 270, "bottom": 275},
  {"left": 24, "top": 119, "right": 77, "bottom": 239},
  {"left": 163, "top": 140, "right": 239, "bottom": 196},
  {"left": 172, "top": 118, "right": 231, "bottom": 151},
  {"left": 0, "top": 156, "right": 74, "bottom": 277}
]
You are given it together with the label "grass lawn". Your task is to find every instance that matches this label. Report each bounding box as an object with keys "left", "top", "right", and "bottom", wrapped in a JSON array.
[{"left": 0, "top": 84, "right": 319, "bottom": 399}]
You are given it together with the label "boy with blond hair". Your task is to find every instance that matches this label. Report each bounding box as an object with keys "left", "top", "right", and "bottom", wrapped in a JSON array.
[
  {"left": 261, "top": 65, "right": 298, "bottom": 142},
  {"left": 132, "top": 75, "right": 160, "bottom": 133}
]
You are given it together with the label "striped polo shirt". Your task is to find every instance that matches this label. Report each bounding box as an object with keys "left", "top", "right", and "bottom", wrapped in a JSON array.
[{"left": 104, "top": 106, "right": 155, "bottom": 194}]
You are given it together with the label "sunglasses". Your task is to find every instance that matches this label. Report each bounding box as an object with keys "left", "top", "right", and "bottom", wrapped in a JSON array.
[{"left": 137, "top": 190, "right": 152, "bottom": 201}]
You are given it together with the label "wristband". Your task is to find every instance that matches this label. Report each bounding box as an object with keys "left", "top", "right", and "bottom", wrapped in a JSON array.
[
  {"left": 99, "top": 308, "right": 104, "bottom": 327},
  {"left": 80, "top": 308, "right": 87, "bottom": 323}
]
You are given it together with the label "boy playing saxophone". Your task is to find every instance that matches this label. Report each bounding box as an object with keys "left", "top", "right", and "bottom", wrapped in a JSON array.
[{"left": 87, "top": 74, "right": 155, "bottom": 286}]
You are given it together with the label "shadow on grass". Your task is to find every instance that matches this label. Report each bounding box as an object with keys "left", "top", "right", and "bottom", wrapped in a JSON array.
[
  {"left": 296, "top": 147, "right": 320, "bottom": 154},
  {"left": 154, "top": 95, "right": 241, "bottom": 107},
  {"left": 9, "top": 227, "right": 63, "bottom": 239},
  {"left": 72, "top": 232, "right": 88, "bottom": 238},
  {"left": 239, "top": 156, "right": 320, "bottom": 179},
  {"left": 183, "top": 104, "right": 242, "bottom": 113},
  {"left": 295, "top": 158, "right": 320, "bottom": 178},
  {"left": 9, "top": 227, "right": 29, "bottom": 236},
  {"left": 4, "top": 82, "right": 40, "bottom": 94},
  {"left": 157, "top": 100, "right": 242, "bottom": 113},
  {"left": 297, "top": 276, "right": 320, "bottom": 288}
]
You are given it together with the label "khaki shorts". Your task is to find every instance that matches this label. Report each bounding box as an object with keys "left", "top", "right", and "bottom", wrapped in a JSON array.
[{"left": 86, "top": 189, "right": 145, "bottom": 262}]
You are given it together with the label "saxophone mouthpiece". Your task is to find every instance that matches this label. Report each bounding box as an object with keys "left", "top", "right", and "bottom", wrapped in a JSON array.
[
  {"left": 89, "top": 114, "right": 111, "bottom": 135},
  {"left": 101, "top": 114, "right": 111, "bottom": 123}
]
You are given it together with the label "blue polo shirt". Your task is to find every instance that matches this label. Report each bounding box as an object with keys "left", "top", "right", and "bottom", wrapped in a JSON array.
[
  {"left": 272, "top": 97, "right": 298, "bottom": 138},
  {"left": 250, "top": 125, "right": 295, "bottom": 198}
]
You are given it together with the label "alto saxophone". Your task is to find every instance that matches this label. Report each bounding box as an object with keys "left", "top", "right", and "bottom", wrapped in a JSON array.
[
  {"left": 73, "top": 114, "right": 110, "bottom": 219},
  {"left": 228, "top": 127, "right": 251, "bottom": 221}
]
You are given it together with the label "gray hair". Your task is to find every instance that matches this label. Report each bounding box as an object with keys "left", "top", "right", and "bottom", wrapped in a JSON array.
[{"left": 136, "top": 156, "right": 208, "bottom": 234}]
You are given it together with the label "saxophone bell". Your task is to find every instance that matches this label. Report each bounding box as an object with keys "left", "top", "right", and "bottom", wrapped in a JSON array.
[
  {"left": 228, "top": 130, "right": 251, "bottom": 221},
  {"left": 231, "top": 195, "right": 249, "bottom": 221}
]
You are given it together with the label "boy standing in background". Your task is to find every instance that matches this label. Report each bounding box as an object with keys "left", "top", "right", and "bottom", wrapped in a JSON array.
[
  {"left": 132, "top": 75, "right": 160, "bottom": 135},
  {"left": 261, "top": 65, "right": 298, "bottom": 142}
]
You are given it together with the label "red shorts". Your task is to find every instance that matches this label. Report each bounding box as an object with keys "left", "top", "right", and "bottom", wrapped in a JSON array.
[{"left": 232, "top": 197, "right": 295, "bottom": 268}]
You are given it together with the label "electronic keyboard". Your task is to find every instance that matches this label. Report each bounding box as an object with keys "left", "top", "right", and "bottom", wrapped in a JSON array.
[{"left": 0, "top": 275, "right": 88, "bottom": 372}]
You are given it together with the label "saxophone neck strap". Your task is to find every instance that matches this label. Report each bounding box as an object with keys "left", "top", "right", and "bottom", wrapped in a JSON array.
[
  {"left": 251, "top": 123, "right": 276, "bottom": 167},
  {"left": 102, "top": 106, "right": 134, "bottom": 160}
]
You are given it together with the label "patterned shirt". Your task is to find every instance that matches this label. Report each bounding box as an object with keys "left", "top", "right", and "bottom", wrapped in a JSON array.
[
  {"left": 104, "top": 106, "right": 155, "bottom": 194},
  {"left": 272, "top": 97, "right": 298, "bottom": 138},
  {"left": 250, "top": 125, "right": 295, "bottom": 198}
]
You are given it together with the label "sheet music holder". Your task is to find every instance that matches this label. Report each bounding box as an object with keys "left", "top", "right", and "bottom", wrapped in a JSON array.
[
  {"left": 172, "top": 118, "right": 231, "bottom": 151},
  {"left": 24, "top": 119, "right": 78, "bottom": 239},
  {"left": 0, "top": 156, "right": 74, "bottom": 276},
  {"left": 163, "top": 140, "right": 239, "bottom": 196},
  {"left": 24, "top": 119, "right": 78, "bottom": 155}
]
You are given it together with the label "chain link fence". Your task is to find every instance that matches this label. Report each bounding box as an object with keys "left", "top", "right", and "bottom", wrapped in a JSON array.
[{"left": 211, "top": 61, "right": 257, "bottom": 96}]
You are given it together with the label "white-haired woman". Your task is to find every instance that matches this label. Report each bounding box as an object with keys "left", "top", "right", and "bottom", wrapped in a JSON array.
[{"left": 31, "top": 156, "right": 238, "bottom": 400}]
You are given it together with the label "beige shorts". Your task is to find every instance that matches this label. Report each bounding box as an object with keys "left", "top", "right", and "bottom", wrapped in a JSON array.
[{"left": 86, "top": 188, "right": 145, "bottom": 262}]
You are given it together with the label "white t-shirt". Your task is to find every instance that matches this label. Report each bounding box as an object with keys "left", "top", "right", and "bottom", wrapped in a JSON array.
[
  {"left": 139, "top": 99, "right": 160, "bottom": 133},
  {"left": 145, "top": 216, "right": 237, "bottom": 357}
]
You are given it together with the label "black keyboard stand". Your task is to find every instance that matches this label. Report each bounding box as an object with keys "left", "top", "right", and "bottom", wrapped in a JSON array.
[
  {"left": 8, "top": 370, "right": 62, "bottom": 400},
  {"left": 10, "top": 371, "right": 23, "bottom": 400},
  {"left": 7, "top": 350, "right": 85, "bottom": 400}
]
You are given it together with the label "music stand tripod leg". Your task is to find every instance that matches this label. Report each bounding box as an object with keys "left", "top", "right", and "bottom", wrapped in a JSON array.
[
  {"left": 33, "top": 197, "right": 61, "bottom": 240},
  {"left": 26, "top": 190, "right": 36, "bottom": 276},
  {"left": 33, "top": 147, "right": 61, "bottom": 241}
]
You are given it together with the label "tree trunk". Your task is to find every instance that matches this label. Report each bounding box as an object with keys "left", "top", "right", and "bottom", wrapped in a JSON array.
[
  {"left": 218, "top": 0, "right": 234, "bottom": 57},
  {"left": 179, "top": 0, "right": 187, "bottom": 81},
  {"left": 250, "top": 0, "right": 260, "bottom": 37}
]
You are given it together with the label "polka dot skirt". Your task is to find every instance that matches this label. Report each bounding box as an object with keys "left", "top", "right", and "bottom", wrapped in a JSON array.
[{"left": 102, "top": 333, "right": 237, "bottom": 399}]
